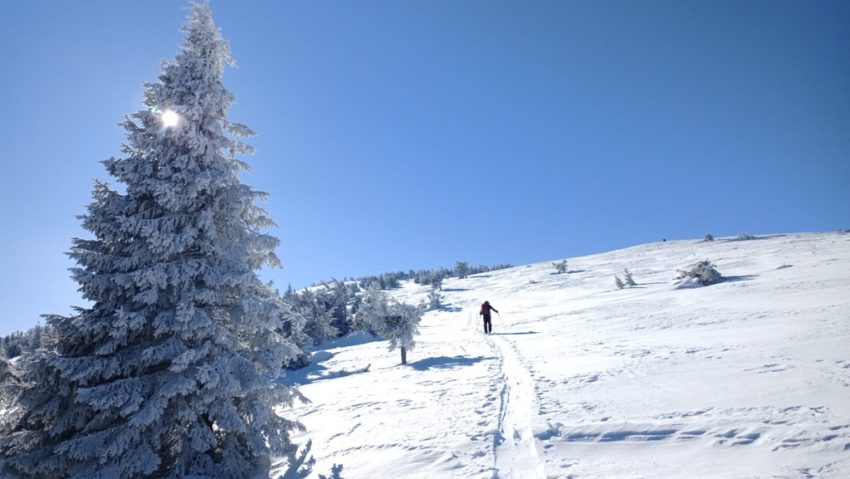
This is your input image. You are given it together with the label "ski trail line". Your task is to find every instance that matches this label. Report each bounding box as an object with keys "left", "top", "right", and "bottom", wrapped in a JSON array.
[{"left": 489, "top": 335, "right": 546, "bottom": 479}]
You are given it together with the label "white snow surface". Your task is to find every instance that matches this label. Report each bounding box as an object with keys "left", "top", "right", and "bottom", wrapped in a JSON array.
[{"left": 274, "top": 232, "right": 850, "bottom": 478}]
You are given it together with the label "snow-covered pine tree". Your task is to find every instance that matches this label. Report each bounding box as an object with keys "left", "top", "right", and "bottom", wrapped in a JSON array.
[
  {"left": 352, "top": 289, "right": 422, "bottom": 364},
  {"left": 298, "top": 290, "right": 339, "bottom": 346},
  {"left": 0, "top": 4, "right": 303, "bottom": 478},
  {"left": 454, "top": 261, "right": 470, "bottom": 279},
  {"left": 351, "top": 287, "right": 390, "bottom": 334},
  {"left": 0, "top": 325, "right": 48, "bottom": 360},
  {"left": 615, "top": 275, "right": 625, "bottom": 289},
  {"left": 327, "top": 281, "right": 350, "bottom": 336},
  {"left": 266, "top": 286, "right": 309, "bottom": 361},
  {"left": 380, "top": 301, "right": 422, "bottom": 365}
]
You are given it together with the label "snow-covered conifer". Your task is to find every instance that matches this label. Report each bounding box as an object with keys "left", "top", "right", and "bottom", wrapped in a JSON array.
[
  {"left": 0, "top": 325, "right": 49, "bottom": 360},
  {"left": 615, "top": 275, "right": 625, "bottom": 290},
  {"left": 353, "top": 289, "right": 422, "bottom": 364},
  {"left": 704, "top": 233, "right": 714, "bottom": 242},
  {"left": 328, "top": 281, "right": 354, "bottom": 336},
  {"left": 0, "top": 4, "right": 303, "bottom": 478},
  {"left": 351, "top": 288, "right": 390, "bottom": 334},
  {"left": 299, "top": 292, "right": 339, "bottom": 346},
  {"left": 268, "top": 287, "right": 309, "bottom": 352},
  {"left": 454, "top": 261, "right": 470, "bottom": 279},
  {"left": 375, "top": 302, "right": 423, "bottom": 365},
  {"left": 553, "top": 260, "right": 568, "bottom": 274}
]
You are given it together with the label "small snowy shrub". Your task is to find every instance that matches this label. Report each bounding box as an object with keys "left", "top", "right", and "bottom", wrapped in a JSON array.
[
  {"left": 737, "top": 233, "right": 756, "bottom": 240},
  {"left": 552, "top": 260, "right": 568, "bottom": 274},
  {"left": 703, "top": 233, "right": 714, "bottom": 242},
  {"left": 676, "top": 260, "right": 723, "bottom": 286},
  {"left": 615, "top": 276, "right": 625, "bottom": 289},
  {"left": 623, "top": 268, "right": 636, "bottom": 286},
  {"left": 427, "top": 289, "right": 442, "bottom": 311}
]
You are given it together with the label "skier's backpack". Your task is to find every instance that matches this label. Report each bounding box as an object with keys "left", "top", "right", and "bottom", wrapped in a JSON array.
[{"left": 480, "top": 302, "right": 488, "bottom": 315}]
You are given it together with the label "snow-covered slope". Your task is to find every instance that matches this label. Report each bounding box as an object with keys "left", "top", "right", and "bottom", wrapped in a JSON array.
[{"left": 275, "top": 232, "right": 850, "bottom": 478}]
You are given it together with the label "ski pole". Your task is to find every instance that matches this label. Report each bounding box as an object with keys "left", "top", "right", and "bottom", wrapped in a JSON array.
[{"left": 496, "top": 312, "right": 506, "bottom": 328}]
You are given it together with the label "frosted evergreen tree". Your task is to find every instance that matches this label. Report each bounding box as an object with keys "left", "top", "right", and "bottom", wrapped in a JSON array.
[
  {"left": 351, "top": 287, "right": 390, "bottom": 334},
  {"left": 327, "top": 281, "right": 352, "bottom": 336},
  {"left": 454, "top": 261, "right": 470, "bottom": 279},
  {"left": 378, "top": 301, "right": 423, "bottom": 365},
  {"left": 353, "top": 289, "right": 422, "bottom": 364},
  {"left": 0, "top": 325, "right": 49, "bottom": 360},
  {"left": 0, "top": 4, "right": 303, "bottom": 478},
  {"left": 614, "top": 275, "right": 625, "bottom": 290},
  {"left": 298, "top": 291, "right": 339, "bottom": 346}
]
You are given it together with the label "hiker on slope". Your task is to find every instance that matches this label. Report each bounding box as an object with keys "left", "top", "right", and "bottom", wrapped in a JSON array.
[{"left": 479, "top": 301, "right": 499, "bottom": 335}]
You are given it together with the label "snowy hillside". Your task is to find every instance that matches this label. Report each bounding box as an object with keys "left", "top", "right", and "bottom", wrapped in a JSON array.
[{"left": 275, "top": 232, "right": 850, "bottom": 479}]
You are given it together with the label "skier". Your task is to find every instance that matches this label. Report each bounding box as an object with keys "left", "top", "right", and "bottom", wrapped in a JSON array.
[{"left": 479, "top": 301, "right": 499, "bottom": 334}]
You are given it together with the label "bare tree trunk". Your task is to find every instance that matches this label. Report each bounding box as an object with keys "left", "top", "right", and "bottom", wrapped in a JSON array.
[{"left": 401, "top": 346, "right": 407, "bottom": 365}]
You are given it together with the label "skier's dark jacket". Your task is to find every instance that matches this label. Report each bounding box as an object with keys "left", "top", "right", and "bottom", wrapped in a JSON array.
[{"left": 480, "top": 301, "right": 498, "bottom": 318}]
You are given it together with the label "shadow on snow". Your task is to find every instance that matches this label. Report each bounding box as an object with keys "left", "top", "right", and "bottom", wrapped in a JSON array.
[
  {"left": 436, "top": 304, "right": 463, "bottom": 312},
  {"left": 407, "top": 355, "right": 496, "bottom": 371},
  {"left": 490, "top": 330, "right": 539, "bottom": 336},
  {"left": 319, "top": 332, "right": 382, "bottom": 350},
  {"left": 717, "top": 234, "right": 787, "bottom": 242},
  {"left": 723, "top": 274, "right": 759, "bottom": 283},
  {"left": 279, "top": 333, "right": 378, "bottom": 386},
  {"left": 278, "top": 440, "right": 345, "bottom": 479}
]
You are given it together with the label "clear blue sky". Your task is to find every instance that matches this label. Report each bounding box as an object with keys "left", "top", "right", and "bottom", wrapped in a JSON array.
[{"left": 1, "top": 1, "right": 848, "bottom": 335}]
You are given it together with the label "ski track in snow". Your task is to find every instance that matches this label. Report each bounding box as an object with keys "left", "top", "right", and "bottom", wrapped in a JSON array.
[{"left": 488, "top": 333, "right": 547, "bottom": 478}]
